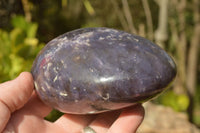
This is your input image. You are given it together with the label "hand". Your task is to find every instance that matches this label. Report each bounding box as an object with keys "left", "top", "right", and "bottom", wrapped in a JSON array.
[{"left": 0, "top": 72, "right": 144, "bottom": 133}]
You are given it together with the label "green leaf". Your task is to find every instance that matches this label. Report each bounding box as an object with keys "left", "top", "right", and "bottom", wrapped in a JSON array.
[
  {"left": 11, "top": 16, "right": 27, "bottom": 30},
  {"left": 9, "top": 54, "right": 24, "bottom": 79},
  {"left": 26, "top": 23, "right": 38, "bottom": 38},
  {"left": 10, "top": 28, "right": 25, "bottom": 47},
  {"left": 24, "top": 38, "right": 38, "bottom": 46},
  {"left": 0, "top": 29, "right": 11, "bottom": 55}
]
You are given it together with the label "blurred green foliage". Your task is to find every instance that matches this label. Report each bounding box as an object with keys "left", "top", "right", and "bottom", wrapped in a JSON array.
[
  {"left": 45, "top": 109, "right": 64, "bottom": 122},
  {"left": 155, "top": 89, "right": 189, "bottom": 112},
  {"left": 0, "top": 15, "right": 44, "bottom": 82}
]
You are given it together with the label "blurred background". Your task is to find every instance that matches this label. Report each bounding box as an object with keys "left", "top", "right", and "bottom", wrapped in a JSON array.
[{"left": 0, "top": 0, "right": 199, "bottom": 132}]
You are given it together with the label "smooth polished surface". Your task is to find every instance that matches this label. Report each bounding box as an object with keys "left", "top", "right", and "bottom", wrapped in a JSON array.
[{"left": 31, "top": 27, "right": 176, "bottom": 114}]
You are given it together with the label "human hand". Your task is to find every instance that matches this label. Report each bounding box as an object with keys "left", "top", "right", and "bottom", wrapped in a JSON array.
[{"left": 0, "top": 72, "right": 144, "bottom": 133}]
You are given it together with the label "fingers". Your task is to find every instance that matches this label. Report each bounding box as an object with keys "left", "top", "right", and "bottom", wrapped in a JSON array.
[
  {"left": 3, "top": 113, "right": 65, "bottom": 133},
  {"left": 0, "top": 97, "right": 11, "bottom": 133},
  {"left": 0, "top": 72, "right": 34, "bottom": 132},
  {"left": 87, "top": 110, "right": 121, "bottom": 133},
  {"left": 0, "top": 72, "right": 52, "bottom": 118},
  {"left": 83, "top": 105, "right": 144, "bottom": 133},
  {"left": 55, "top": 113, "right": 97, "bottom": 132},
  {"left": 54, "top": 109, "right": 120, "bottom": 133},
  {"left": 0, "top": 72, "right": 34, "bottom": 112},
  {"left": 20, "top": 92, "right": 52, "bottom": 118},
  {"left": 107, "top": 104, "right": 145, "bottom": 133}
]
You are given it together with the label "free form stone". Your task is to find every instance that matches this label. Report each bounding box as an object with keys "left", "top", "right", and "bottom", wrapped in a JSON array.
[{"left": 31, "top": 27, "right": 177, "bottom": 114}]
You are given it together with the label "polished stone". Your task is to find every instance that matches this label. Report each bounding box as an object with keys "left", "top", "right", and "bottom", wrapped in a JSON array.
[{"left": 31, "top": 27, "right": 176, "bottom": 114}]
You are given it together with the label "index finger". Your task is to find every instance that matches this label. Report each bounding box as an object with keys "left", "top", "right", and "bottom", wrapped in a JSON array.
[{"left": 107, "top": 104, "right": 145, "bottom": 133}]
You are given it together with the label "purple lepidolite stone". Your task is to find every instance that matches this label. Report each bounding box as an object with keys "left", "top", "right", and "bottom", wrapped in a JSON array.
[{"left": 31, "top": 27, "right": 176, "bottom": 114}]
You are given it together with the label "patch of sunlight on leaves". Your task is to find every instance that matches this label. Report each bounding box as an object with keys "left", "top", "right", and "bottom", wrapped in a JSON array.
[{"left": 24, "top": 38, "right": 38, "bottom": 46}]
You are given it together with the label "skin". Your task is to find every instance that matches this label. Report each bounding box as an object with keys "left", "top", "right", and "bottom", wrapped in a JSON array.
[{"left": 0, "top": 72, "right": 144, "bottom": 133}]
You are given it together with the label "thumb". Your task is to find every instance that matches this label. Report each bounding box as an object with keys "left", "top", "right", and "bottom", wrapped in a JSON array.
[{"left": 0, "top": 72, "right": 34, "bottom": 132}]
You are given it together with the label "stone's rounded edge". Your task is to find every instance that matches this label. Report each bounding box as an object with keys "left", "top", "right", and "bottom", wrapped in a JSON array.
[{"left": 31, "top": 27, "right": 177, "bottom": 114}]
